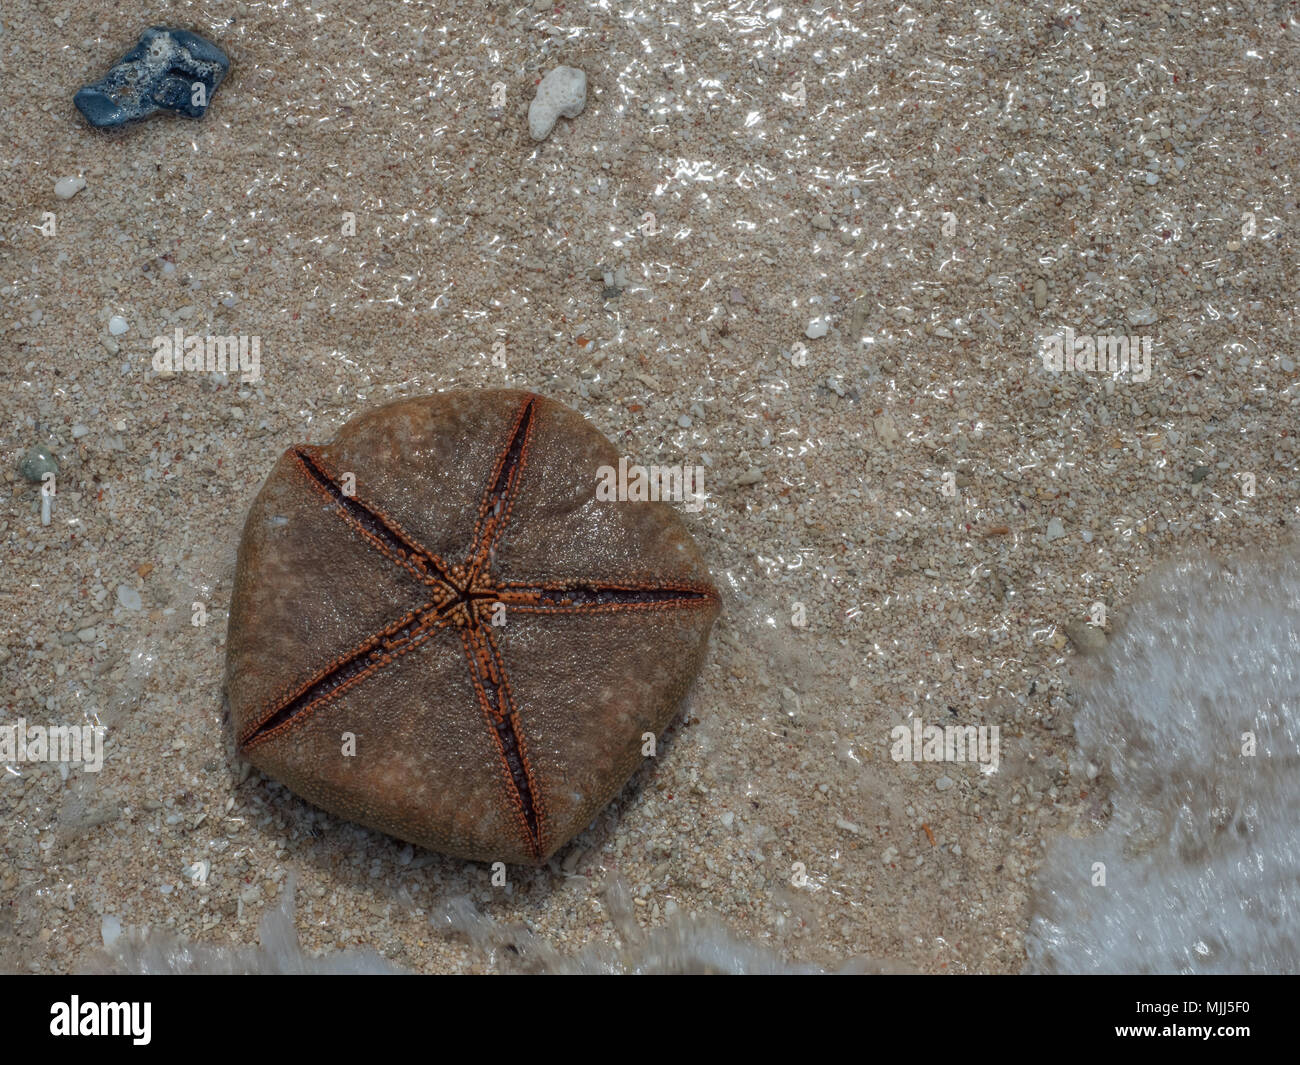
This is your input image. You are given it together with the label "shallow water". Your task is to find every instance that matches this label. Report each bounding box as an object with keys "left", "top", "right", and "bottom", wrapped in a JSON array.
[
  {"left": 5, "top": 0, "right": 1299, "bottom": 975},
  {"left": 1026, "top": 549, "right": 1300, "bottom": 974},
  {"left": 99, "top": 546, "right": 1300, "bottom": 973}
]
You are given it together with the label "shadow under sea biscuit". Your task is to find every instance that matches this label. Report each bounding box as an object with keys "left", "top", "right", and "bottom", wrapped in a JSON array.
[{"left": 74, "top": 27, "right": 230, "bottom": 129}]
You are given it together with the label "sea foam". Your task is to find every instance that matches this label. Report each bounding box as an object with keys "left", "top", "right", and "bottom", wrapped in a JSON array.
[{"left": 1026, "top": 549, "right": 1300, "bottom": 974}]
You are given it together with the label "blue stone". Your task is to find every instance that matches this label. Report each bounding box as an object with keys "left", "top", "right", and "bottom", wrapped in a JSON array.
[{"left": 74, "top": 27, "right": 229, "bottom": 129}]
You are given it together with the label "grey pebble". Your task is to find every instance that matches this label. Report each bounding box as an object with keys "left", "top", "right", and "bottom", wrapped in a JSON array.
[
  {"left": 1190, "top": 465, "right": 1210, "bottom": 483},
  {"left": 18, "top": 445, "right": 57, "bottom": 483},
  {"left": 1064, "top": 620, "right": 1108, "bottom": 655},
  {"left": 848, "top": 299, "right": 870, "bottom": 337},
  {"left": 989, "top": 568, "right": 1008, "bottom": 601},
  {"left": 935, "top": 775, "right": 954, "bottom": 791}
]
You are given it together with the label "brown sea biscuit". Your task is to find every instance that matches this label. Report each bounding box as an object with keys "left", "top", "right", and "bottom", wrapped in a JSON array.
[{"left": 225, "top": 390, "right": 720, "bottom": 864}]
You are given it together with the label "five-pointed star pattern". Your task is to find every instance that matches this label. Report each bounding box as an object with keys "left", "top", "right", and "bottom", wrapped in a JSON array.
[{"left": 236, "top": 394, "right": 718, "bottom": 862}]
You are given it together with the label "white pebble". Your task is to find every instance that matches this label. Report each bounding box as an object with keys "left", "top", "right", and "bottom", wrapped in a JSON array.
[
  {"left": 1046, "top": 517, "right": 1066, "bottom": 541},
  {"left": 529, "top": 66, "right": 587, "bottom": 141},
  {"left": 805, "top": 317, "right": 830, "bottom": 339},
  {"left": 1144, "top": 172, "right": 1160, "bottom": 185},
  {"left": 100, "top": 915, "right": 122, "bottom": 947},
  {"left": 108, "top": 315, "right": 129, "bottom": 336},
  {"left": 677, "top": 414, "right": 693, "bottom": 428},
  {"left": 116, "top": 584, "right": 143, "bottom": 611},
  {"left": 54, "top": 176, "right": 86, "bottom": 199}
]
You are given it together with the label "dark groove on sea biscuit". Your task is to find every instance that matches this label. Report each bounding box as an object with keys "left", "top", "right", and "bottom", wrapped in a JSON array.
[
  {"left": 463, "top": 630, "right": 541, "bottom": 853},
  {"left": 240, "top": 607, "right": 446, "bottom": 749},
  {"left": 471, "top": 397, "right": 536, "bottom": 572},
  {"left": 294, "top": 447, "right": 436, "bottom": 575},
  {"left": 532, "top": 584, "right": 714, "bottom": 606}
]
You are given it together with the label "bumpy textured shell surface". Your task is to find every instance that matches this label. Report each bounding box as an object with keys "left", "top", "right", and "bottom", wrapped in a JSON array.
[{"left": 225, "top": 390, "right": 719, "bottom": 864}]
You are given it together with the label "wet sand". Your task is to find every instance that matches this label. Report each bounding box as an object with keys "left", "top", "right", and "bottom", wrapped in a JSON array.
[{"left": 2, "top": 1, "right": 1297, "bottom": 972}]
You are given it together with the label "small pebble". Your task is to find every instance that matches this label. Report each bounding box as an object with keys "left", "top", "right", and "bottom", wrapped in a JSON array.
[
  {"left": 108, "top": 315, "right": 128, "bottom": 336},
  {"left": 54, "top": 176, "right": 86, "bottom": 199},
  {"left": 100, "top": 915, "right": 122, "bottom": 947},
  {"left": 873, "top": 415, "right": 900, "bottom": 448},
  {"left": 935, "top": 775, "right": 954, "bottom": 791},
  {"left": 1033, "top": 277, "right": 1047, "bottom": 310},
  {"left": 1045, "top": 517, "right": 1066, "bottom": 541},
  {"left": 529, "top": 66, "right": 587, "bottom": 141},
  {"left": 74, "top": 27, "right": 230, "bottom": 129},
  {"left": 805, "top": 317, "right": 830, "bottom": 339},
  {"left": 1190, "top": 466, "right": 1210, "bottom": 483},
  {"left": 18, "top": 445, "right": 57, "bottom": 483},
  {"left": 117, "top": 584, "right": 143, "bottom": 611},
  {"left": 811, "top": 212, "right": 832, "bottom": 230},
  {"left": 848, "top": 299, "right": 870, "bottom": 338},
  {"left": 1064, "top": 620, "right": 1108, "bottom": 655}
]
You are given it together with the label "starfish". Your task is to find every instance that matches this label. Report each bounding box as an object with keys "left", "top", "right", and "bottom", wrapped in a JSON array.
[{"left": 227, "top": 391, "right": 720, "bottom": 864}]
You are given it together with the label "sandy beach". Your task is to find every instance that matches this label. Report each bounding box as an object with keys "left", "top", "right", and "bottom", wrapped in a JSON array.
[{"left": 2, "top": 1, "right": 1297, "bottom": 973}]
